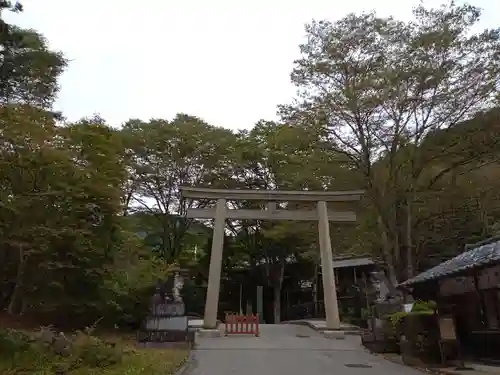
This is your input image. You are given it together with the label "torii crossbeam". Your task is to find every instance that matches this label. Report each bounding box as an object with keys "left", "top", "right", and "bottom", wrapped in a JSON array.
[{"left": 180, "top": 187, "right": 364, "bottom": 330}]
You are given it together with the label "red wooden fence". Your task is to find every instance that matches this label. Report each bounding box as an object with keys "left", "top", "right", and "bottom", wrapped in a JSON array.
[{"left": 224, "top": 313, "right": 260, "bottom": 337}]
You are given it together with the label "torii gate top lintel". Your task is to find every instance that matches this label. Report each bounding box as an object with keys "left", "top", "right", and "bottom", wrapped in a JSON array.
[{"left": 179, "top": 186, "right": 364, "bottom": 202}]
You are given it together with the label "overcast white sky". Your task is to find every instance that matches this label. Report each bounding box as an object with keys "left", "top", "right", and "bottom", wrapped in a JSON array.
[{"left": 5, "top": 0, "right": 500, "bottom": 129}]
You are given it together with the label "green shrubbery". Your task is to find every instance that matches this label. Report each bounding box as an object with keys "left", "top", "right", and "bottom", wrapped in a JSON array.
[
  {"left": 0, "top": 325, "right": 189, "bottom": 375},
  {"left": 0, "top": 328, "right": 31, "bottom": 353},
  {"left": 388, "top": 300, "right": 437, "bottom": 327},
  {"left": 0, "top": 326, "right": 124, "bottom": 374}
]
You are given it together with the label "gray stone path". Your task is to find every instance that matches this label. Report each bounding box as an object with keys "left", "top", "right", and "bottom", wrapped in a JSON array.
[{"left": 185, "top": 324, "right": 425, "bottom": 375}]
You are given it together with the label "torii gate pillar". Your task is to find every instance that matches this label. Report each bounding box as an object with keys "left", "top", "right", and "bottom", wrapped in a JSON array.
[
  {"left": 317, "top": 200, "right": 341, "bottom": 329},
  {"left": 203, "top": 198, "right": 226, "bottom": 328}
]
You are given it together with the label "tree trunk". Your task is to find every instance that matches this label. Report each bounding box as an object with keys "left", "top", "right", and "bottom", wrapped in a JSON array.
[
  {"left": 272, "top": 259, "right": 285, "bottom": 324},
  {"left": 273, "top": 284, "right": 281, "bottom": 324},
  {"left": 7, "top": 245, "right": 25, "bottom": 315},
  {"left": 405, "top": 198, "right": 414, "bottom": 279},
  {"left": 312, "top": 263, "right": 319, "bottom": 315},
  {"left": 376, "top": 215, "right": 398, "bottom": 286}
]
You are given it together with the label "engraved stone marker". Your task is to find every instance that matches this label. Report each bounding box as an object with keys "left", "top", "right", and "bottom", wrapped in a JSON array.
[{"left": 137, "top": 271, "right": 195, "bottom": 347}]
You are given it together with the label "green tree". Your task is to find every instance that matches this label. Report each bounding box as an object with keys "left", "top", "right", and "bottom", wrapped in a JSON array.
[
  {"left": 224, "top": 121, "right": 360, "bottom": 322},
  {"left": 0, "top": 111, "right": 127, "bottom": 324},
  {"left": 122, "top": 114, "right": 240, "bottom": 262},
  {"left": 0, "top": 105, "right": 62, "bottom": 314},
  {"left": 1, "top": 2, "right": 66, "bottom": 108},
  {"left": 283, "top": 2, "right": 500, "bottom": 283}
]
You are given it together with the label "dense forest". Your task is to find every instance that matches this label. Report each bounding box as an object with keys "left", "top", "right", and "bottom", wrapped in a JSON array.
[{"left": 1, "top": 0, "right": 500, "bottom": 330}]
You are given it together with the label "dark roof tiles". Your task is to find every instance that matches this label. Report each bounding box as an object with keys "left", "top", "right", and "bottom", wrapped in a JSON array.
[{"left": 399, "top": 240, "right": 500, "bottom": 287}]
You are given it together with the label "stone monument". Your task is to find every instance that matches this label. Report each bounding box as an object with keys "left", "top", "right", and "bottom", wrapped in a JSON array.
[
  {"left": 361, "top": 270, "right": 402, "bottom": 353},
  {"left": 370, "top": 271, "right": 404, "bottom": 302},
  {"left": 137, "top": 271, "right": 195, "bottom": 348}
]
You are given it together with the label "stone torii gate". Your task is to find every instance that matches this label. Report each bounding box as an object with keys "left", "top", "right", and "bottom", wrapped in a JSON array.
[{"left": 179, "top": 187, "right": 363, "bottom": 331}]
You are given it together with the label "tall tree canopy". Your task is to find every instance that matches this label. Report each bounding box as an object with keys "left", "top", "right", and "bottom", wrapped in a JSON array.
[{"left": 281, "top": 2, "right": 500, "bottom": 283}]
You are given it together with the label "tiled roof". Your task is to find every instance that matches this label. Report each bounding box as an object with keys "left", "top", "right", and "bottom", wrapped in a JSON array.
[{"left": 399, "top": 239, "right": 500, "bottom": 287}]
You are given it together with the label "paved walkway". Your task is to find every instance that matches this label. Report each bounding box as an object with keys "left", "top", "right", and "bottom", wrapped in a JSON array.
[
  {"left": 185, "top": 324, "right": 425, "bottom": 375},
  {"left": 283, "top": 319, "right": 359, "bottom": 331}
]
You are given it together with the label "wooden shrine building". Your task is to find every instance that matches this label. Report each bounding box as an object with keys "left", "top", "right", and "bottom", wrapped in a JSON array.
[{"left": 400, "top": 236, "right": 500, "bottom": 362}]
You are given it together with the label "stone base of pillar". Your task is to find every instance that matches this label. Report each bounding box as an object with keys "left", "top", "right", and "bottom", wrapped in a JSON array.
[
  {"left": 323, "top": 330, "right": 346, "bottom": 340},
  {"left": 197, "top": 329, "right": 222, "bottom": 338}
]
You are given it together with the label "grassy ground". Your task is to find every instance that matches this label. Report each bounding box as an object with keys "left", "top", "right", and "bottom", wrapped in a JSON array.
[
  {"left": 0, "top": 319, "right": 190, "bottom": 375},
  {"left": 73, "top": 346, "right": 189, "bottom": 375},
  {"left": 1, "top": 345, "right": 189, "bottom": 375},
  {"left": 93, "top": 334, "right": 190, "bottom": 375}
]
